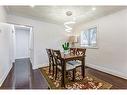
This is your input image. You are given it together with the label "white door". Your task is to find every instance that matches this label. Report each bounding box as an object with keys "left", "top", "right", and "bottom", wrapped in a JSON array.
[{"left": 15, "top": 27, "right": 30, "bottom": 59}]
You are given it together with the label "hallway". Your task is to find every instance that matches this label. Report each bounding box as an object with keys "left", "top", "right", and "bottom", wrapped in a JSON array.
[
  {"left": 1, "top": 58, "right": 48, "bottom": 89},
  {"left": 14, "top": 59, "right": 31, "bottom": 89}
]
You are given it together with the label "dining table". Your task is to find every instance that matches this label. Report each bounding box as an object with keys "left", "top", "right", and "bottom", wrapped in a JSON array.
[{"left": 60, "top": 53, "right": 85, "bottom": 87}]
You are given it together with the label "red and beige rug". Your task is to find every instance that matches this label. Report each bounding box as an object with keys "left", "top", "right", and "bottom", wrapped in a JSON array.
[{"left": 40, "top": 66, "right": 112, "bottom": 89}]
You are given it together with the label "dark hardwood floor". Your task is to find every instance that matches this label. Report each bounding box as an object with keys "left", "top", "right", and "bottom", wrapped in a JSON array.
[
  {"left": 0, "top": 58, "right": 48, "bottom": 89},
  {"left": 1, "top": 58, "right": 127, "bottom": 89}
]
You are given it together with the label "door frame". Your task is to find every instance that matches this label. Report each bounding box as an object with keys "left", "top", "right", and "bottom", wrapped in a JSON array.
[{"left": 8, "top": 23, "right": 34, "bottom": 64}]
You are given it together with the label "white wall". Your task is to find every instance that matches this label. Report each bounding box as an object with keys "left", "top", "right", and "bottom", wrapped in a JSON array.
[
  {"left": 0, "top": 6, "right": 7, "bottom": 22},
  {"left": 29, "top": 27, "right": 34, "bottom": 64},
  {"left": 15, "top": 28, "right": 30, "bottom": 59},
  {"left": 0, "top": 6, "right": 14, "bottom": 86},
  {"left": 0, "top": 23, "right": 13, "bottom": 86},
  {"left": 74, "top": 9, "right": 127, "bottom": 79},
  {"left": 7, "top": 14, "right": 68, "bottom": 69}
]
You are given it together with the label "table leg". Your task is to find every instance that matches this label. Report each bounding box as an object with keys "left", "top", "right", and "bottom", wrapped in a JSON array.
[
  {"left": 61, "top": 60, "right": 66, "bottom": 87},
  {"left": 82, "top": 58, "right": 85, "bottom": 78}
]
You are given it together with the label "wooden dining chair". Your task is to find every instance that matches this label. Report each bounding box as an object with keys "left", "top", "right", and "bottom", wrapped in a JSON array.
[
  {"left": 70, "top": 48, "right": 77, "bottom": 55},
  {"left": 46, "top": 49, "right": 55, "bottom": 76},
  {"left": 76, "top": 48, "right": 86, "bottom": 57},
  {"left": 52, "top": 50, "right": 76, "bottom": 81},
  {"left": 68, "top": 48, "right": 86, "bottom": 78}
]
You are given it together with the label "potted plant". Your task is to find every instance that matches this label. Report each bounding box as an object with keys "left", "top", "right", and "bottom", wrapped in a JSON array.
[{"left": 62, "top": 42, "right": 69, "bottom": 54}]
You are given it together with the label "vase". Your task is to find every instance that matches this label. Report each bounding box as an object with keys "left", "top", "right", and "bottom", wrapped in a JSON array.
[{"left": 64, "top": 49, "right": 69, "bottom": 54}]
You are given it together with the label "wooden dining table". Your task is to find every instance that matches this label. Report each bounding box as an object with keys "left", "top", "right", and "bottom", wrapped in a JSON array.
[{"left": 60, "top": 53, "right": 85, "bottom": 87}]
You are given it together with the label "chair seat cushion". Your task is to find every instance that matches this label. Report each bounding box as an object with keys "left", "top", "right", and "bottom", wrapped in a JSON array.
[
  {"left": 57, "top": 63, "right": 75, "bottom": 70},
  {"left": 68, "top": 61, "right": 82, "bottom": 67}
]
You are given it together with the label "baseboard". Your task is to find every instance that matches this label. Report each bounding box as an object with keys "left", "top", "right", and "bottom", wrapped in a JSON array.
[
  {"left": 86, "top": 63, "right": 127, "bottom": 80},
  {"left": 15, "top": 57, "right": 30, "bottom": 60},
  {"left": 0, "top": 64, "right": 13, "bottom": 87},
  {"left": 33, "top": 63, "right": 48, "bottom": 70}
]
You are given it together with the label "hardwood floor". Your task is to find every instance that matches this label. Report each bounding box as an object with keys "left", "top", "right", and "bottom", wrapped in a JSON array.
[
  {"left": 1, "top": 58, "right": 127, "bottom": 89},
  {"left": 0, "top": 58, "right": 48, "bottom": 89},
  {"left": 85, "top": 67, "right": 127, "bottom": 89}
]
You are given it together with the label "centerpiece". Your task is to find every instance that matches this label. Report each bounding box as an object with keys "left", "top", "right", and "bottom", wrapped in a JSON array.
[{"left": 62, "top": 42, "right": 70, "bottom": 54}]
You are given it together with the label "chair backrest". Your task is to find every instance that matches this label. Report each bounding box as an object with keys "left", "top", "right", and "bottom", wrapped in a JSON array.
[
  {"left": 70, "top": 48, "right": 77, "bottom": 55},
  {"left": 46, "top": 49, "right": 54, "bottom": 64},
  {"left": 52, "top": 50, "right": 62, "bottom": 66},
  {"left": 76, "top": 48, "right": 86, "bottom": 57}
]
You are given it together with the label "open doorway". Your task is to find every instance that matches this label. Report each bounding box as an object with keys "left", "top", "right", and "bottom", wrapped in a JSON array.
[
  {"left": 12, "top": 24, "right": 34, "bottom": 62},
  {"left": 15, "top": 25, "right": 30, "bottom": 59}
]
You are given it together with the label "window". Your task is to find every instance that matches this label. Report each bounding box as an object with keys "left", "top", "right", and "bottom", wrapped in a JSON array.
[{"left": 81, "top": 26, "right": 97, "bottom": 47}]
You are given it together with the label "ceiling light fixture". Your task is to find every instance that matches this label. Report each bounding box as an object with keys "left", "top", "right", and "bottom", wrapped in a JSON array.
[
  {"left": 64, "top": 17, "right": 76, "bottom": 33},
  {"left": 66, "top": 11, "right": 72, "bottom": 16},
  {"left": 64, "top": 11, "right": 76, "bottom": 32},
  {"left": 64, "top": 21, "right": 75, "bottom": 32},
  {"left": 92, "top": 7, "right": 96, "bottom": 11}
]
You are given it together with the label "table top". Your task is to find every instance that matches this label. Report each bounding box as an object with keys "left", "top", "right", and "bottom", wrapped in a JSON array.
[{"left": 61, "top": 53, "right": 84, "bottom": 61}]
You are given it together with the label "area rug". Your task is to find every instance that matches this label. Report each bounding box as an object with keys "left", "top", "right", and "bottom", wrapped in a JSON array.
[{"left": 40, "top": 66, "right": 112, "bottom": 89}]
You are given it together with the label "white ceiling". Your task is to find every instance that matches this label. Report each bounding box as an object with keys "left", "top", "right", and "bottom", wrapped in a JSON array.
[{"left": 5, "top": 6, "right": 127, "bottom": 25}]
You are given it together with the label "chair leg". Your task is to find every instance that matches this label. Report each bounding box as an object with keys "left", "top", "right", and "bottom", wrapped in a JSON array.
[
  {"left": 72, "top": 69, "right": 76, "bottom": 82},
  {"left": 49, "top": 63, "right": 51, "bottom": 73},
  {"left": 66, "top": 71, "right": 68, "bottom": 76},
  {"left": 53, "top": 64, "right": 55, "bottom": 76},
  {"left": 55, "top": 67, "right": 57, "bottom": 80}
]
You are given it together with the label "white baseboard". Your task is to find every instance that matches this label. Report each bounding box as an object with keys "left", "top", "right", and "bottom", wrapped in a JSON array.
[
  {"left": 15, "top": 57, "right": 29, "bottom": 60},
  {"left": 86, "top": 63, "right": 127, "bottom": 80},
  {"left": 0, "top": 64, "right": 12, "bottom": 87}
]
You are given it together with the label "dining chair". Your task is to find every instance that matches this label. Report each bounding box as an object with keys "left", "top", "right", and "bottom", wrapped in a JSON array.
[
  {"left": 46, "top": 49, "right": 55, "bottom": 76},
  {"left": 52, "top": 50, "right": 76, "bottom": 81},
  {"left": 68, "top": 48, "right": 86, "bottom": 78},
  {"left": 70, "top": 48, "right": 77, "bottom": 55}
]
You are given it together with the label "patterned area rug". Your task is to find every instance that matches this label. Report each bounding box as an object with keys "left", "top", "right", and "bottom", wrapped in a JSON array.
[{"left": 40, "top": 66, "right": 112, "bottom": 89}]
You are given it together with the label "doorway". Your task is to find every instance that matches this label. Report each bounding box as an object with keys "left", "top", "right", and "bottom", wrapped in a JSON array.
[{"left": 13, "top": 24, "right": 33, "bottom": 60}]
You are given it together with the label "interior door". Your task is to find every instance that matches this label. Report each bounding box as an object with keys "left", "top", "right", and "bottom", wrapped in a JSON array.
[{"left": 15, "top": 27, "right": 30, "bottom": 59}]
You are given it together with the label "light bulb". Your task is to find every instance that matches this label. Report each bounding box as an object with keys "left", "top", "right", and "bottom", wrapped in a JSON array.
[
  {"left": 30, "top": 5, "right": 35, "bottom": 8},
  {"left": 92, "top": 7, "right": 96, "bottom": 11}
]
